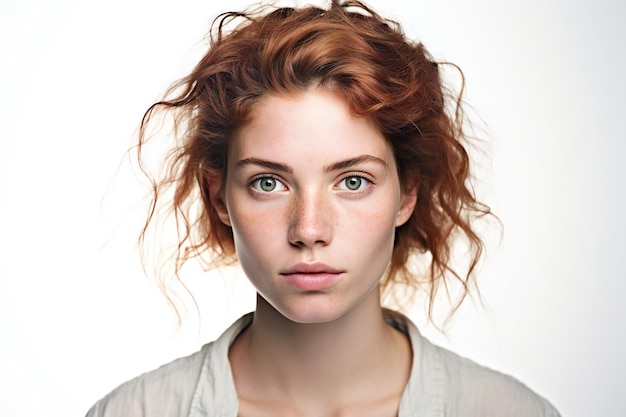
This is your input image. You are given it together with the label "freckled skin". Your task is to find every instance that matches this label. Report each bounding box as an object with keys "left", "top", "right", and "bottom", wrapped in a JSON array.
[{"left": 213, "top": 89, "right": 416, "bottom": 324}]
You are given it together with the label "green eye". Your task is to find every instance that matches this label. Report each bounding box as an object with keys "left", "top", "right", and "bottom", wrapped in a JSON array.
[
  {"left": 259, "top": 177, "right": 277, "bottom": 192},
  {"left": 345, "top": 176, "right": 362, "bottom": 190},
  {"left": 339, "top": 175, "right": 369, "bottom": 191},
  {"left": 251, "top": 176, "right": 286, "bottom": 193}
]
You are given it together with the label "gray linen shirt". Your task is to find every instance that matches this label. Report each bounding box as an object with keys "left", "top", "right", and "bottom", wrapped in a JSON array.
[{"left": 86, "top": 312, "right": 561, "bottom": 416}]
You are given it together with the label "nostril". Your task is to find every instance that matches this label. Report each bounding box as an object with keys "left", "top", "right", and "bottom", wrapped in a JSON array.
[
  {"left": 288, "top": 220, "right": 332, "bottom": 248},
  {"left": 289, "top": 239, "right": 304, "bottom": 248}
]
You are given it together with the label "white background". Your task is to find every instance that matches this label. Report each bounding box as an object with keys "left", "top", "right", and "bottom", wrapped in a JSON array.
[{"left": 1, "top": 0, "right": 624, "bottom": 416}]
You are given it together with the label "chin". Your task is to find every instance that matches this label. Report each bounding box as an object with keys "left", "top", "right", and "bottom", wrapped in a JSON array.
[{"left": 269, "top": 295, "right": 354, "bottom": 325}]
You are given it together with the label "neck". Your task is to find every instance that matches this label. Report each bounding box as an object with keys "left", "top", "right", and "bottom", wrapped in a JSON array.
[
  {"left": 229, "top": 290, "right": 411, "bottom": 412},
  {"left": 252, "top": 292, "right": 390, "bottom": 374}
]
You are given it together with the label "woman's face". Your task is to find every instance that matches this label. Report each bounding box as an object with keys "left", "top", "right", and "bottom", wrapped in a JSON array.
[{"left": 213, "top": 89, "right": 416, "bottom": 323}]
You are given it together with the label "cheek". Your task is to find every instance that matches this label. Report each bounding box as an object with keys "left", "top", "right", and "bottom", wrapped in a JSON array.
[
  {"left": 229, "top": 203, "right": 283, "bottom": 262},
  {"left": 342, "top": 201, "right": 399, "bottom": 250}
]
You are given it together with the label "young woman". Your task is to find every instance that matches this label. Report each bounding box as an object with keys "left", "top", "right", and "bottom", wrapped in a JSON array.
[{"left": 87, "top": 1, "right": 560, "bottom": 416}]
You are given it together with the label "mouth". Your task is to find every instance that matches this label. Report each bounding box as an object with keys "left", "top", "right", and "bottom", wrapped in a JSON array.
[
  {"left": 280, "top": 262, "right": 344, "bottom": 291},
  {"left": 280, "top": 262, "right": 343, "bottom": 275}
]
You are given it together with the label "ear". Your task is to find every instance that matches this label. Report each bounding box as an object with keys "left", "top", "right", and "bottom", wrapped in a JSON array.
[
  {"left": 206, "top": 176, "right": 231, "bottom": 226},
  {"left": 395, "top": 183, "right": 418, "bottom": 227}
]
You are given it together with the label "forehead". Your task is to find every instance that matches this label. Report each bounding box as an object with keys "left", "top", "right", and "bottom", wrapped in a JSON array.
[{"left": 231, "top": 89, "right": 392, "bottom": 162}]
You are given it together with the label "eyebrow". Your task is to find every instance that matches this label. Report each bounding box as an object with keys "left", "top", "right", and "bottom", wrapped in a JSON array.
[
  {"left": 236, "top": 158, "right": 293, "bottom": 173},
  {"left": 236, "top": 154, "right": 387, "bottom": 173},
  {"left": 324, "top": 154, "right": 388, "bottom": 172}
]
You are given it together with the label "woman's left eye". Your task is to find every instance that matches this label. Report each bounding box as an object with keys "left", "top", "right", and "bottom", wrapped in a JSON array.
[{"left": 337, "top": 175, "right": 370, "bottom": 191}]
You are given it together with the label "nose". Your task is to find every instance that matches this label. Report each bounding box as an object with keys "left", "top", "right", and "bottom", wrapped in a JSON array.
[{"left": 287, "top": 190, "right": 333, "bottom": 249}]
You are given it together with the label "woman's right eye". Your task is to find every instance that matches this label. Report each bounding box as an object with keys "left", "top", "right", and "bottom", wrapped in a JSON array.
[{"left": 250, "top": 176, "right": 287, "bottom": 193}]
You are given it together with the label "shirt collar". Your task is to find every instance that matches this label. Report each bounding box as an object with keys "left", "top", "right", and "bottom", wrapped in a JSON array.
[
  {"left": 188, "top": 313, "right": 253, "bottom": 417},
  {"left": 188, "top": 312, "right": 443, "bottom": 417}
]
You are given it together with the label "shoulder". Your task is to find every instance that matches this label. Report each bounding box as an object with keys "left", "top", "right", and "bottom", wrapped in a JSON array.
[
  {"left": 435, "top": 346, "right": 561, "bottom": 417},
  {"left": 392, "top": 312, "right": 561, "bottom": 417},
  {"left": 85, "top": 344, "right": 212, "bottom": 417},
  {"left": 85, "top": 313, "right": 252, "bottom": 417}
]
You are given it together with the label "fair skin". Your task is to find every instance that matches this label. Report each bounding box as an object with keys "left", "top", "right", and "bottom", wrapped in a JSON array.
[{"left": 209, "top": 88, "right": 417, "bottom": 417}]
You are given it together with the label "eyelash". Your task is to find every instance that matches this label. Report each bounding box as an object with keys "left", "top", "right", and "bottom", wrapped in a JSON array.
[
  {"left": 336, "top": 173, "right": 374, "bottom": 192},
  {"left": 248, "top": 174, "right": 287, "bottom": 194}
]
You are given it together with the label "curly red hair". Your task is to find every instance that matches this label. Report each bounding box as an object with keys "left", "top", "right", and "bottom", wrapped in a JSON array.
[{"left": 139, "top": 0, "right": 492, "bottom": 317}]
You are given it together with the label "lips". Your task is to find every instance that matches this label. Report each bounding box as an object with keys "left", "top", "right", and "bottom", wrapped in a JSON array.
[
  {"left": 280, "top": 262, "right": 344, "bottom": 291},
  {"left": 280, "top": 262, "right": 343, "bottom": 275}
]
